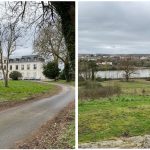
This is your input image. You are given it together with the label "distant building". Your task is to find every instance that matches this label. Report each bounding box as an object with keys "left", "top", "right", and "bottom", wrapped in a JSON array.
[
  {"left": 140, "top": 56, "right": 148, "bottom": 60},
  {"left": 0, "top": 55, "right": 46, "bottom": 80},
  {"left": 97, "top": 61, "right": 112, "bottom": 65}
]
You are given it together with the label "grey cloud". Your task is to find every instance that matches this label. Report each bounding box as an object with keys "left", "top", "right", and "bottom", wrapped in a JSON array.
[{"left": 79, "top": 1, "right": 150, "bottom": 54}]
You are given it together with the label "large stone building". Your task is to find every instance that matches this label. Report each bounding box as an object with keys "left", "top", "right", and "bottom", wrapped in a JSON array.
[{"left": 0, "top": 55, "right": 46, "bottom": 80}]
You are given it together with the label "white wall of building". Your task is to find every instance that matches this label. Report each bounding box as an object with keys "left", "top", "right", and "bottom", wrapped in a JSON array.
[{"left": 0, "top": 59, "right": 46, "bottom": 80}]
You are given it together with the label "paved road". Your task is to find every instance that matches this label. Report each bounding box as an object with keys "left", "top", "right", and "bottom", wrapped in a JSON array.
[{"left": 0, "top": 83, "right": 74, "bottom": 148}]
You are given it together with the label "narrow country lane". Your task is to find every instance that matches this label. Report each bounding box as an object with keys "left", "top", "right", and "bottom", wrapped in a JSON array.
[{"left": 0, "top": 83, "right": 74, "bottom": 148}]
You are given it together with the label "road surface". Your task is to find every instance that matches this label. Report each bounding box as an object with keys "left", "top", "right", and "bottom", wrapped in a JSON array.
[{"left": 0, "top": 83, "right": 74, "bottom": 148}]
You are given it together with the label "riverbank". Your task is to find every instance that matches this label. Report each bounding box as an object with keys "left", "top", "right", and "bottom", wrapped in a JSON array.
[{"left": 98, "top": 66, "right": 149, "bottom": 71}]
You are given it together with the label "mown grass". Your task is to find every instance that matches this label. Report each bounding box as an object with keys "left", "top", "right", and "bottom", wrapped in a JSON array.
[
  {"left": 79, "top": 79, "right": 150, "bottom": 143},
  {"left": 48, "top": 80, "right": 75, "bottom": 86},
  {"left": 56, "top": 80, "right": 75, "bottom": 86},
  {"left": 0, "top": 80, "right": 57, "bottom": 102}
]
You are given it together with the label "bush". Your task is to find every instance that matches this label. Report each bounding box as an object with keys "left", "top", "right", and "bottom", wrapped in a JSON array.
[
  {"left": 96, "top": 77, "right": 103, "bottom": 82},
  {"left": 79, "top": 85, "right": 121, "bottom": 100},
  {"left": 9, "top": 71, "right": 22, "bottom": 80},
  {"left": 79, "top": 80, "right": 102, "bottom": 88},
  {"left": 78, "top": 75, "right": 85, "bottom": 81},
  {"left": 43, "top": 61, "right": 60, "bottom": 80},
  {"left": 146, "top": 77, "right": 150, "bottom": 81},
  {"left": 59, "top": 69, "right": 66, "bottom": 80}
]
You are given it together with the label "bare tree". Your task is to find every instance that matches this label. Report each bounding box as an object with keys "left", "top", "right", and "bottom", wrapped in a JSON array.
[
  {"left": 34, "top": 18, "right": 71, "bottom": 81},
  {"left": 0, "top": 4, "right": 22, "bottom": 87},
  {"left": 79, "top": 60, "right": 92, "bottom": 80},
  {"left": 79, "top": 60, "right": 98, "bottom": 81},
  {"left": 2, "top": 1, "right": 75, "bottom": 82},
  {"left": 121, "top": 58, "right": 136, "bottom": 82},
  {"left": 6, "top": 1, "right": 75, "bottom": 72}
]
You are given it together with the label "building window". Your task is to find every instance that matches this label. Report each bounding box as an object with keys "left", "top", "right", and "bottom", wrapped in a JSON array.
[
  {"left": 16, "top": 65, "right": 18, "bottom": 70},
  {"left": 21, "top": 65, "right": 24, "bottom": 70},
  {"left": 27, "top": 64, "right": 30, "bottom": 70},
  {"left": 4, "top": 60, "right": 6, "bottom": 63},
  {"left": 16, "top": 59, "right": 19, "bottom": 62},
  {"left": 4, "top": 65, "right": 6, "bottom": 70},
  {"left": 27, "top": 72, "right": 30, "bottom": 78},
  {"left": 33, "top": 64, "right": 37, "bottom": 69},
  {"left": 32, "top": 72, "right": 36, "bottom": 79},
  {"left": 34, "top": 57, "right": 37, "bottom": 61},
  {"left": 27, "top": 58, "right": 30, "bottom": 62},
  {"left": 21, "top": 58, "right": 25, "bottom": 62},
  {"left": 9, "top": 59, "right": 13, "bottom": 63},
  {"left": 10, "top": 65, "right": 12, "bottom": 70}
]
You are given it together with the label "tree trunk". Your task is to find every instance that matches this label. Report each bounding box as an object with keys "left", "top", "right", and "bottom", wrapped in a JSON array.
[
  {"left": 64, "top": 62, "right": 70, "bottom": 82},
  {"left": 51, "top": 2, "right": 75, "bottom": 73},
  {"left": 91, "top": 69, "right": 95, "bottom": 81},
  {"left": 4, "top": 77, "right": 8, "bottom": 87},
  {"left": 126, "top": 74, "right": 129, "bottom": 82}
]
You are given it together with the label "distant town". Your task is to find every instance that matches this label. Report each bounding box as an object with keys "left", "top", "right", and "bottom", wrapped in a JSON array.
[
  {"left": 79, "top": 53, "right": 150, "bottom": 61},
  {"left": 79, "top": 53, "right": 150, "bottom": 70}
]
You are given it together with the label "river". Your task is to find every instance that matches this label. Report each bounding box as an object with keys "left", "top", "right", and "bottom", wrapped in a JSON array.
[{"left": 96, "top": 69, "right": 150, "bottom": 79}]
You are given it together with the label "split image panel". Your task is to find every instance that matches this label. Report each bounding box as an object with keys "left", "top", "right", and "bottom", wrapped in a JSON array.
[{"left": 78, "top": 1, "right": 150, "bottom": 148}]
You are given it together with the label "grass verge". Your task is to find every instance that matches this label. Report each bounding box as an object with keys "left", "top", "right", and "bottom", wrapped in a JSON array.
[
  {"left": 50, "top": 79, "right": 75, "bottom": 86},
  {"left": 0, "top": 80, "right": 61, "bottom": 111},
  {"left": 0, "top": 80, "right": 58, "bottom": 102}
]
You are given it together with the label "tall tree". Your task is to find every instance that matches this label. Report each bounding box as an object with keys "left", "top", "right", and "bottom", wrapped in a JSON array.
[
  {"left": 34, "top": 18, "right": 71, "bottom": 81},
  {"left": 121, "top": 58, "right": 136, "bottom": 82},
  {"left": 8, "top": 1, "right": 75, "bottom": 73},
  {"left": 79, "top": 60, "right": 98, "bottom": 81},
  {"left": 0, "top": 3, "right": 22, "bottom": 87}
]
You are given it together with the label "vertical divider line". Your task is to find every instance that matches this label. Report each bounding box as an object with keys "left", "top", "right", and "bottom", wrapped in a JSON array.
[{"left": 75, "top": 0, "right": 79, "bottom": 149}]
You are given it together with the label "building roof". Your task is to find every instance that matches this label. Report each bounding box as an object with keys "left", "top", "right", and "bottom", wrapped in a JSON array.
[{"left": 9, "top": 55, "right": 45, "bottom": 63}]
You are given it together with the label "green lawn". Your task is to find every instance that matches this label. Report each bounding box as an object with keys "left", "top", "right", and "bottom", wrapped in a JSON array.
[
  {"left": 79, "top": 79, "right": 150, "bottom": 143},
  {"left": 50, "top": 80, "right": 75, "bottom": 86},
  {"left": 0, "top": 80, "right": 57, "bottom": 102}
]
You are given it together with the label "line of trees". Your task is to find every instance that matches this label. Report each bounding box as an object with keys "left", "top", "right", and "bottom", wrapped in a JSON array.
[
  {"left": 79, "top": 60, "right": 98, "bottom": 81},
  {"left": 79, "top": 58, "right": 136, "bottom": 82}
]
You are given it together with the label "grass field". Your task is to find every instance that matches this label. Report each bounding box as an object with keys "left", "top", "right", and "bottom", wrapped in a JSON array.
[
  {"left": 0, "top": 80, "right": 57, "bottom": 102},
  {"left": 79, "top": 79, "right": 150, "bottom": 144},
  {"left": 51, "top": 80, "right": 75, "bottom": 86}
]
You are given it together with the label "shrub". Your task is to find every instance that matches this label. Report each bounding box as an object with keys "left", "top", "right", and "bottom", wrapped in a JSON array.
[
  {"left": 59, "top": 69, "right": 66, "bottom": 80},
  {"left": 146, "top": 77, "right": 150, "bottom": 81},
  {"left": 9, "top": 71, "right": 22, "bottom": 80},
  {"left": 43, "top": 61, "right": 60, "bottom": 80},
  {"left": 78, "top": 75, "right": 85, "bottom": 81},
  {"left": 79, "top": 85, "right": 121, "bottom": 100},
  {"left": 79, "top": 80, "right": 102, "bottom": 88},
  {"left": 96, "top": 77, "right": 103, "bottom": 82}
]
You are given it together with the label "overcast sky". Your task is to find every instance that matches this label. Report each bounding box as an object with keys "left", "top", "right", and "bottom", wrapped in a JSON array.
[
  {"left": 79, "top": 1, "right": 150, "bottom": 54},
  {"left": 0, "top": 2, "right": 40, "bottom": 57},
  {"left": 11, "top": 31, "right": 34, "bottom": 57}
]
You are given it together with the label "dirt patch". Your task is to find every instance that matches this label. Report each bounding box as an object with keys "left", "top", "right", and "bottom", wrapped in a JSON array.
[
  {"left": 79, "top": 135, "right": 150, "bottom": 148},
  {"left": 0, "top": 84, "right": 62, "bottom": 112},
  {"left": 15, "top": 101, "right": 75, "bottom": 149}
]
